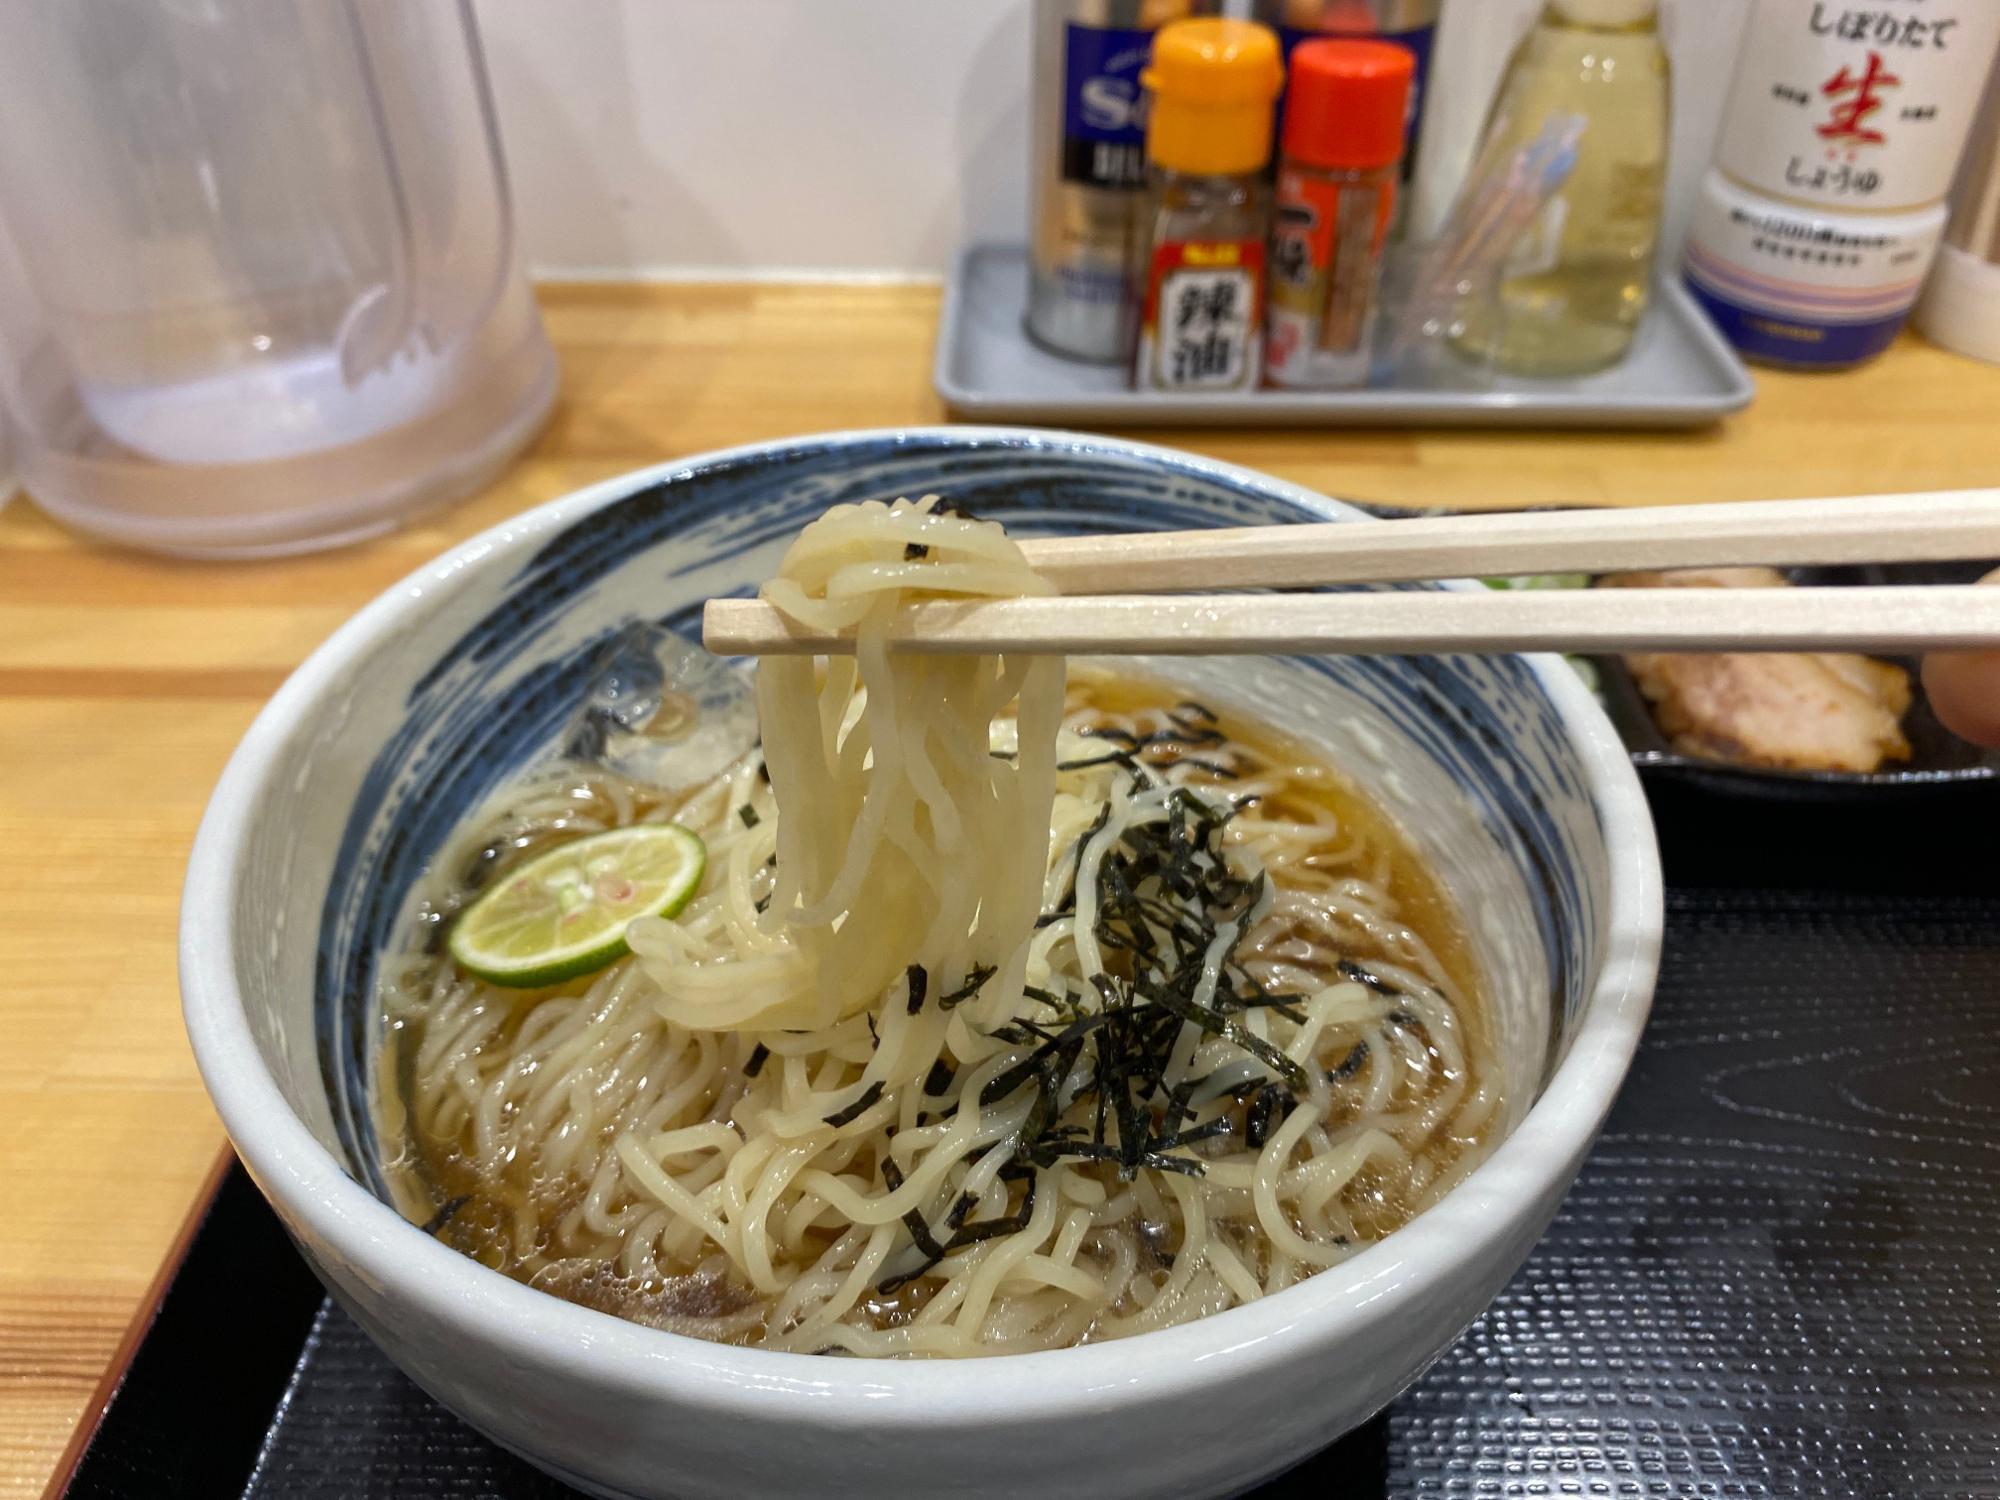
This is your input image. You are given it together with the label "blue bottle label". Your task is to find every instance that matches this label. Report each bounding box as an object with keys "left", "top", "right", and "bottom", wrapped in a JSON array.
[
  {"left": 1682, "top": 171, "right": 1941, "bottom": 367},
  {"left": 1061, "top": 22, "right": 1153, "bottom": 189},
  {"left": 1684, "top": 277, "right": 1912, "bottom": 368}
]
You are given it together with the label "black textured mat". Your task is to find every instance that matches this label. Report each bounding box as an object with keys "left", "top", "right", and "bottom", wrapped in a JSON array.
[
  {"left": 64, "top": 872, "right": 2000, "bottom": 1498},
  {"left": 56, "top": 1167, "right": 323, "bottom": 1500}
]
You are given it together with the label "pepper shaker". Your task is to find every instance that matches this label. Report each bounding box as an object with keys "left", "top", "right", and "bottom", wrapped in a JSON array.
[{"left": 1266, "top": 39, "right": 1415, "bottom": 388}]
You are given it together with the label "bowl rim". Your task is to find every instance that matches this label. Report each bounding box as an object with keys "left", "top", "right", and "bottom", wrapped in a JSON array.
[{"left": 181, "top": 424, "right": 1662, "bottom": 1424}]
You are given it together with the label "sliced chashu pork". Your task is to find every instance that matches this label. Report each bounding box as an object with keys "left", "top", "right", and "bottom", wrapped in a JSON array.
[{"left": 1598, "top": 566, "right": 1912, "bottom": 773}]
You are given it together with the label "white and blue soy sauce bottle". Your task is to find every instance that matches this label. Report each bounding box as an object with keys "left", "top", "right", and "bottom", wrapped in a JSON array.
[{"left": 1684, "top": 0, "right": 2000, "bottom": 369}]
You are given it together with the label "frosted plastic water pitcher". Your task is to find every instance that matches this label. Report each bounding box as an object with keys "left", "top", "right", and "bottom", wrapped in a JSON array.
[{"left": 0, "top": 0, "right": 555, "bottom": 557}]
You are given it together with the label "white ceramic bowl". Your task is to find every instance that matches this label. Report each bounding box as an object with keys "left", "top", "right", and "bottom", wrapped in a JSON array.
[{"left": 181, "top": 428, "right": 1662, "bottom": 1500}]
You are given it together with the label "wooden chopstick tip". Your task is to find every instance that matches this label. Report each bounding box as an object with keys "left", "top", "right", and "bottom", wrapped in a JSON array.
[
  {"left": 702, "top": 597, "right": 750, "bottom": 655},
  {"left": 704, "top": 596, "right": 824, "bottom": 656}
]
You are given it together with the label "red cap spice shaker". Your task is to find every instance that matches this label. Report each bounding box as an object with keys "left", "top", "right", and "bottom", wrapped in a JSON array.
[{"left": 1265, "top": 38, "right": 1414, "bottom": 389}]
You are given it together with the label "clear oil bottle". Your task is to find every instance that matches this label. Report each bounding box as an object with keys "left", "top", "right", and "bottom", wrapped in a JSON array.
[{"left": 1452, "top": 0, "right": 1668, "bottom": 377}]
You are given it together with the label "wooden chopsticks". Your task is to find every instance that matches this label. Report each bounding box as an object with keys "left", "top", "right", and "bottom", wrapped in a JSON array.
[
  {"left": 1009, "top": 489, "right": 2000, "bottom": 594},
  {"left": 702, "top": 490, "right": 2000, "bottom": 659},
  {"left": 704, "top": 586, "right": 2000, "bottom": 657}
]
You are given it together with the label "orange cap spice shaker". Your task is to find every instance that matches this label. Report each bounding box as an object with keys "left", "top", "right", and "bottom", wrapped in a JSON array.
[
  {"left": 1132, "top": 18, "right": 1284, "bottom": 392},
  {"left": 1264, "top": 38, "right": 1415, "bottom": 389}
]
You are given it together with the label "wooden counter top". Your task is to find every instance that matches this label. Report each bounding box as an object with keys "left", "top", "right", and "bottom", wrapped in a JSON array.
[{"left": 4, "top": 281, "right": 1997, "bottom": 1496}]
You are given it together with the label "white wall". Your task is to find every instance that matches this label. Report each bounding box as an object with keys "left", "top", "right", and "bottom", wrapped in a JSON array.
[
  {"left": 475, "top": 0, "right": 1743, "bottom": 280},
  {"left": 474, "top": 0, "right": 1032, "bottom": 278}
]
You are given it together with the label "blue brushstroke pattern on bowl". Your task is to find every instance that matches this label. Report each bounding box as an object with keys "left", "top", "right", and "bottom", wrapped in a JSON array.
[{"left": 316, "top": 430, "right": 1603, "bottom": 1202}]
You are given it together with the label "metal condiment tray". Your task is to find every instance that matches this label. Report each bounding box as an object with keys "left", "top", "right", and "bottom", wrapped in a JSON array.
[{"left": 936, "top": 242, "right": 1757, "bottom": 429}]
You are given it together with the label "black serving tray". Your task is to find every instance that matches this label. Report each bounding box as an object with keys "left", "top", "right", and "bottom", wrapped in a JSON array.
[
  {"left": 1588, "top": 558, "right": 2000, "bottom": 807},
  {"left": 55, "top": 771, "right": 2000, "bottom": 1500},
  {"left": 1352, "top": 501, "right": 2000, "bottom": 811}
]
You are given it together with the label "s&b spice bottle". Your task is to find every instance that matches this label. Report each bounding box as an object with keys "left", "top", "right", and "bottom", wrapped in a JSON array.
[
  {"left": 1026, "top": 0, "right": 1195, "bottom": 364},
  {"left": 1132, "top": 18, "right": 1284, "bottom": 392},
  {"left": 1265, "top": 38, "right": 1414, "bottom": 388}
]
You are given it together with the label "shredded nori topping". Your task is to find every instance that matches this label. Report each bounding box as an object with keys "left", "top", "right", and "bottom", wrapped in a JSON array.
[
  {"left": 1244, "top": 1085, "right": 1286, "bottom": 1149},
  {"left": 737, "top": 804, "right": 761, "bottom": 828},
  {"left": 855, "top": 708, "right": 1384, "bottom": 1294},
  {"left": 878, "top": 1159, "right": 947, "bottom": 1265},
  {"left": 1338, "top": 959, "right": 1400, "bottom": 996},
  {"left": 937, "top": 965, "right": 996, "bottom": 1011},
  {"left": 876, "top": 1158, "right": 1039, "bottom": 1294},
  {"left": 905, "top": 964, "right": 928, "bottom": 1015},
  {"left": 1170, "top": 755, "right": 1239, "bottom": 780},
  {"left": 1063, "top": 710, "right": 1235, "bottom": 780},
  {"left": 822, "top": 1080, "right": 885, "bottom": 1128},
  {"left": 1058, "top": 750, "right": 1141, "bottom": 773},
  {"left": 419, "top": 1194, "right": 471, "bottom": 1237},
  {"left": 921, "top": 779, "right": 1318, "bottom": 1202},
  {"left": 743, "top": 1043, "right": 770, "bottom": 1078}
]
